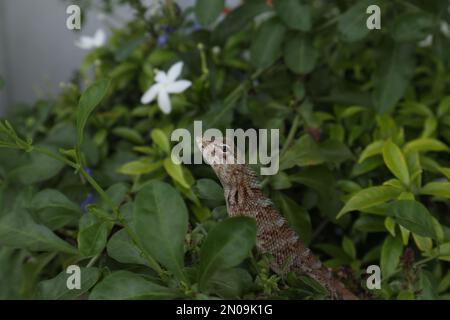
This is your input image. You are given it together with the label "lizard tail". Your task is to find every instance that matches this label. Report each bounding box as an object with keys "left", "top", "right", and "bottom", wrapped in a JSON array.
[{"left": 292, "top": 243, "right": 359, "bottom": 300}]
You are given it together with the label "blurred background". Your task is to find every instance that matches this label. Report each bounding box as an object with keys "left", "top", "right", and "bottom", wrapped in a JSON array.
[{"left": 0, "top": 0, "right": 198, "bottom": 115}]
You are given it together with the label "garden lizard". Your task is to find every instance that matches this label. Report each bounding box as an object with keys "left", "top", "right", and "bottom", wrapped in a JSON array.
[{"left": 196, "top": 136, "right": 357, "bottom": 300}]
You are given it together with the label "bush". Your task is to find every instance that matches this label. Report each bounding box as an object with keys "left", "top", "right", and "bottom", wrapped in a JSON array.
[{"left": 0, "top": 0, "right": 449, "bottom": 300}]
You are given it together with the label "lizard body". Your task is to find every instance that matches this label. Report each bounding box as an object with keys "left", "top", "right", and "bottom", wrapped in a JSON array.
[{"left": 196, "top": 136, "right": 357, "bottom": 300}]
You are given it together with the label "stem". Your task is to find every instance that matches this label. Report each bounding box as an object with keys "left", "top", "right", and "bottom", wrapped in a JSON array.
[
  {"left": 197, "top": 43, "right": 209, "bottom": 81},
  {"left": 279, "top": 113, "right": 301, "bottom": 159},
  {"left": 33, "top": 146, "right": 78, "bottom": 168},
  {"left": 86, "top": 254, "right": 101, "bottom": 268},
  {"left": 32, "top": 146, "right": 166, "bottom": 279},
  {"left": 79, "top": 167, "right": 166, "bottom": 278}
]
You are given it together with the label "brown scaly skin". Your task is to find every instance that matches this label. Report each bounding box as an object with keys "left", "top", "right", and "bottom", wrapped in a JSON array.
[{"left": 196, "top": 136, "right": 358, "bottom": 300}]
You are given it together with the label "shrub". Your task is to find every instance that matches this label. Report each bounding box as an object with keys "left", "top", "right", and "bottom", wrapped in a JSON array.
[{"left": 0, "top": 0, "right": 449, "bottom": 300}]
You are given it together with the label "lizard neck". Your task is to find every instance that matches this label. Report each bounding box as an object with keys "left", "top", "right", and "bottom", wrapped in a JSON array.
[{"left": 214, "top": 164, "right": 269, "bottom": 217}]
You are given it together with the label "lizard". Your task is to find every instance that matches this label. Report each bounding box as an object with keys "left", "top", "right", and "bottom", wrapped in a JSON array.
[{"left": 196, "top": 136, "right": 358, "bottom": 300}]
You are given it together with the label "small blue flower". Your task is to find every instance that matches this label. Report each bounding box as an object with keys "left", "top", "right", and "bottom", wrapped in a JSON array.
[
  {"left": 80, "top": 192, "right": 95, "bottom": 213},
  {"left": 84, "top": 167, "right": 94, "bottom": 177},
  {"left": 157, "top": 34, "right": 168, "bottom": 47}
]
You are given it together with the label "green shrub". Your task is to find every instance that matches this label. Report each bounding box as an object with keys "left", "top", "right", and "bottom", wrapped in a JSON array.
[{"left": 0, "top": 0, "right": 449, "bottom": 300}]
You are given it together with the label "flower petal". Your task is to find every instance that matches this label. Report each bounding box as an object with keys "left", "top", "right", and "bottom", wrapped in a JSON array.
[
  {"left": 75, "top": 36, "right": 93, "bottom": 49},
  {"left": 418, "top": 34, "right": 433, "bottom": 48},
  {"left": 155, "top": 71, "right": 167, "bottom": 83},
  {"left": 157, "top": 90, "right": 172, "bottom": 114},
  {"left": 166, "top": 80, "right": 192, "bottom": 94},
  {"left": 141, "top": 84, "right": 160, "bottom": 104},
  {"left": 167, "top": 61, "right": 183, "bottom": 82},
  {"left": 93, "top": 29, "right": 106, "bottom": 47},
  {"left": 440, "top": 21, "right": 450, "bottom": 37}
]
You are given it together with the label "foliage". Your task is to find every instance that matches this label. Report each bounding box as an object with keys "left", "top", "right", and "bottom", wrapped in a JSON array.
[{"left": 0, "top": 0, "right": 450, "bottom": 300}]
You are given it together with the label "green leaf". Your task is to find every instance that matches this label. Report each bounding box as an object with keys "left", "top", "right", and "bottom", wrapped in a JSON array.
[
  {"left": 384, "top": 217, "right": 396, "bottom": 237},
  {"left": 151, "top": 129, "right": 170, "bottom": 153},
  {"left": 105, "top": 182, "right": 130, "bottom": 207},
  {"left": 438, "top": 270, "right": 450, "bottom": 292},
  {"left": 112, "top": 127, "right": 145, "bottom": 145},
  {"left": 437, "top": 96, "right": 450, "bottom": 117},
  {"left": 392, "top": 13, "right": 434, "bottom": 42},
  {"left": 437, "top": 243, "right": 450, "bottom": 256},
  {"left": 421, "top": 182, "right": 450, "bottom": 199},
  {"left": 400, "top": 225, "right": 410, "bottom": 245},
  {"left": 205, "top": 268, "right": 253, "bottom": 299},
  {"left": 12, "top": 149, "right": 64, "bottom": 184},
  {"left": 0, "top": 210, "right": 77, "bottom": 254},
  {"left": 417, "top": 271, "right": 438, "bottom": 300},
  {"left": 373, "top": 44, "right": 415, "bottom": 113},
  {"left": 383, "top": 139, "right": 410, "bottom": 186},
  {"left": 89, "top": 271, "right": 178, "bottom": 300},
  {"left": 195, "top": 0, "right": 225, "bottom": 26},
  {"left": 281, "top": 135, "right": 324, "bottom": 170},
  {"left": 30, "top": 189, "right": 82, "bottom": 230},
  {"left": 134, "top": 181, "right": 188, "bottom": 281},
  {"left": 342, "top": 236, "right": 356, "bottom": 259},
  {"left": 107, "top": 229, "right": 149, "bottom": 266},
  {"left": 319, "top": 139, "right": 353, "bottom": 165},
  {"left": 403, "top": 138, "right": 448, "bottom": 154},
  {"left": 273, "top": 192, "right": 312, "bottom": 245},
  {"left": 250, "top": 18, "right": 286, "bottom": 69},
  {"left": 77, "top": 215, "right": 110, "bottom": 257},
  {"left": 353, "top": 216, "right": 386, "bottom": 233},
  {"left": 413, "top": 233, "right": 432, "bottom": 252},
  {"left": 337, "top": 186, "right": 402, "bottom": 219},
  {"left": 213, "top": 1, "right": 270, "bottom": 43},
  {"left": 273, "top": 0, "right": 311, "bottom": 31},
  {"left": 397, "top": 290, "right": 415, "bottom": 300},
  {"left": 381, "top": 234, "right": 403, "bottom": 278},
  {"left": 198, "top": 217, "right": 256, "bottom": 290},
  {"left": 0, "top": 247, "right": 28, "bottom": 299},
  {"left": 338, "top": 0, "right": 376, "bottom": 42},
  {"left": 36, "top": 267, "right": 100, "bottom": 300},
  {"left": 270, "top": 172, "right": 292, "bottom": 190},
  {"left": 76, "top": 79, "right": 111, "bottom": 148},
  {"left": 117, "top": 159, "right": 163, "bottom": 175},
  {"left": 193, "top": 179, "right": 224, "bottom": 202},
  {"left": 352, "top": 157, "right": 384, "bottom": 177},
  {"left": 387, "top": 200, "right": 435, "bottom": 239},
  {"left": 163, "top": 158, "right": 191, "bottom": 189},
  {"left": 358, "top": 140, "right": 384, "bottom": 163},
  {"left": 284, "top": 34, "right": 317, "bottom": 74}
]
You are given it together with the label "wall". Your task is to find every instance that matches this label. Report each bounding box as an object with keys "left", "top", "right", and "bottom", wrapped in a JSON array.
[{"left": 0, "top": 0, "right": 194, "bottom": 115}]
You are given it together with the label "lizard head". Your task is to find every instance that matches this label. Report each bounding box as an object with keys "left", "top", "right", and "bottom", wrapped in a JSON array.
[
  {"left": 196, "top": 136, "right": 258, "bottom": 190},
  {"left": 195, "top": 136, "right": 236, "bottom": 166},
  {"left": 196, "top": 135, "right": 245, "bottom": 187}
]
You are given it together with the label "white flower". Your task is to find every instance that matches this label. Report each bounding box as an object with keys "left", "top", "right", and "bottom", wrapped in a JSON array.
[
  {"left": 418, "top": 34, "right": 433, "bottom": 47},
  {"left": 75, "top": 29, "right": 106, "bottom": 50},
  {"left": 440, "top": 21, "right": 450, "bottom": 37},
  {"left": 140, "top": 62, "right": 192, "bottom": 114},
  {"left": 226, "top": 0, "right": 242, "bottom": 9}
]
